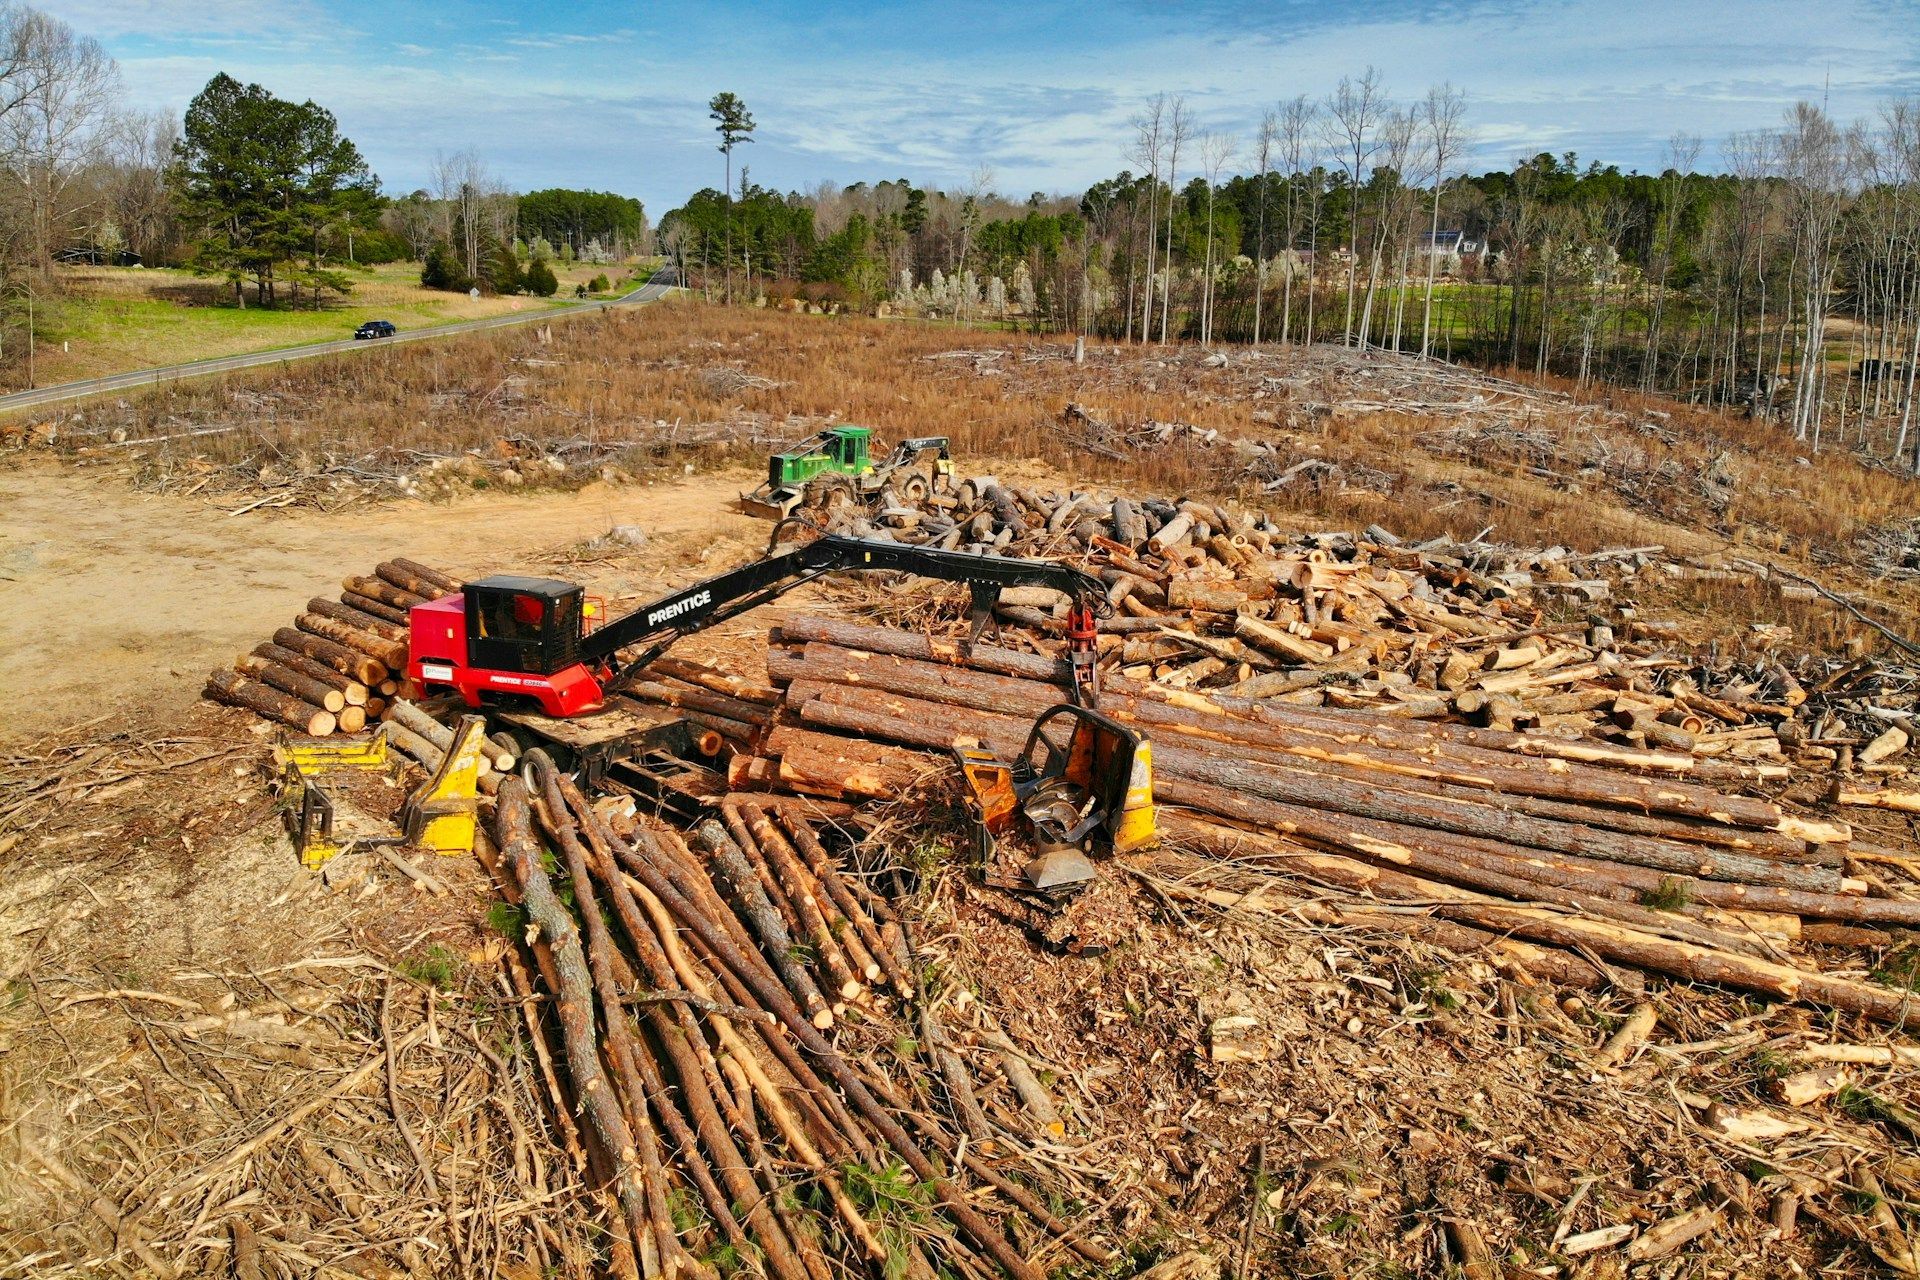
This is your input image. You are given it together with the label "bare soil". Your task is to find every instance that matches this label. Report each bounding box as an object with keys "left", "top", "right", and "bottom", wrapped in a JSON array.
[{"left": 0, "top": 458, "right": 767, "bottom": 744}]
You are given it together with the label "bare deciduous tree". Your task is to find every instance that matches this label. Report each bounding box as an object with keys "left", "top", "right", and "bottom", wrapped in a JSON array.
[
  {"left": 1419, "top": 84, "right": 1467, "bottom": 360},
  {"left": 1278, "top": 95, "right": 1315, "bottom": 346},
  {"left": 1198, "top": 131, "right": 1234, "bottom": 346},
  {"left": 1129, "top": 95, "right": 1166, "bottom": 343},
  {"left": 1326, "top": 67, "right": 1384, "bottom": 346}
]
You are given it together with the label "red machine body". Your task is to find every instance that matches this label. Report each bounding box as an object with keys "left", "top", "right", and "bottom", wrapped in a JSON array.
[
  {"left": 407, "top": 536, "right": 1110, "bottom": 720},
  {"left": 407, "top": 589, "right": 608, "bottom": 718}
]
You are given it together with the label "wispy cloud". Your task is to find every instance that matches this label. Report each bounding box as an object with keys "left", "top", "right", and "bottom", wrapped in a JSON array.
[{"left": 38, "top": 0, "right": 1920, "bottom": 214}]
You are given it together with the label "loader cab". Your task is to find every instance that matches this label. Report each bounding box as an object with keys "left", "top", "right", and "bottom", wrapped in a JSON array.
[
  {"left": 822, "top": 425, "right": 871, "bottom": 472},
  {"left": 769, "top": 425, "right": 872, "bottom": 487},
  {"left": 465, "top": 576, "right": 585, "bottom": 675}
]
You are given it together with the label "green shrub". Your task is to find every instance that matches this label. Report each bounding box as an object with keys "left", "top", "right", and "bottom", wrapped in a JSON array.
[
  {"left": 420, "top": 240, "right": 469, "bottom": 291},
  {"left": 525, "top": 258, "right": 559, "bottom": 297}
]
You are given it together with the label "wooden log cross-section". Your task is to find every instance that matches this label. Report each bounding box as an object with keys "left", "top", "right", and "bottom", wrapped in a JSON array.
[{"left": 205, "top": 669, "right": 336, "bottom": 736}]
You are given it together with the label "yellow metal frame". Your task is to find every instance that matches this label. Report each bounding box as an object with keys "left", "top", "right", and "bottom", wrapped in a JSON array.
[
  {"left": 399, "top": 717, "right": 489, "bottom": 856},
  {"left": 276, "top": 716, "right": 488, "bottom": 867}
]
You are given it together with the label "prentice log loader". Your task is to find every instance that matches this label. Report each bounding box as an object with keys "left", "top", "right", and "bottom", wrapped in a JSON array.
[
  {"left": 400, "top": 523, "right": 1154, "bottom": 891},
  {"left": 407, "top": 525, "right": 1106, "bottom": 719}
]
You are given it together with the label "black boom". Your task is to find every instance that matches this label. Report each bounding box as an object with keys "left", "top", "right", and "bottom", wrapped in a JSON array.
[{"left": 580, "top": 531, "right": 1107, "bottom": 691}]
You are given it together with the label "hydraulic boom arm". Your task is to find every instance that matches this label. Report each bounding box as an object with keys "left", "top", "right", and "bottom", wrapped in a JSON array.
[{"left": 582, "top": 531, "right": 1110, "bottom": 701}]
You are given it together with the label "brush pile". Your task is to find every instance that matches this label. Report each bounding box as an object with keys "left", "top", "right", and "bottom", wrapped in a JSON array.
[
  {"left": 794, "top": 471, "right": 1920, "bottom": 789},
  {"left": 482, "top": 753, "right": 1103, "bottom": 1279},
  {"left": 201, "top": 558, "right": 456, "bottom": 736}
]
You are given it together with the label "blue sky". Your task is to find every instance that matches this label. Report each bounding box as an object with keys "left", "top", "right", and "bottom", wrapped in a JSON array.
[{"left": 42, "top": 0, "right": 1920, "bottom": 218}]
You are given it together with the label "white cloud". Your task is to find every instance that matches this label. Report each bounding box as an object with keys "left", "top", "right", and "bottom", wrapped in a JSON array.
[{"left": 47, "top": 0, "right": 1920, "bottom": 213}]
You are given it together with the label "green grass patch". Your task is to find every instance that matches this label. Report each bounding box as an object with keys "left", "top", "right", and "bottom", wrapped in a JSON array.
[
  {"left": 399, "top": 943, "right": 460, "bottom": 991},
  {"left": 1871, "top": 944, "right": 1920, "bottom": 992}
]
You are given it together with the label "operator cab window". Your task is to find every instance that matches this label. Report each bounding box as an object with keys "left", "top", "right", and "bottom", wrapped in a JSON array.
[{"left": 477, "top": 591, "right": 548, "bottom": 642}]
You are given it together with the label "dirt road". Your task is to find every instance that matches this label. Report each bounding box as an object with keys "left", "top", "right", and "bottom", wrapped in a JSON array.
[{"left": 0, "top": 459, "right": 764, "bottom": 742}]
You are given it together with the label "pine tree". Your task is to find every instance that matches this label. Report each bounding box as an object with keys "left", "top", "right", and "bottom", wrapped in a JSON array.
[{"left": 171, "top": 73, "right": 376, "bottom": 307}]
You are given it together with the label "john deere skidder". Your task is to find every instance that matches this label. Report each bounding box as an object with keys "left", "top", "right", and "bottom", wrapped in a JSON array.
[{"left": 740, "top": 426, "right": 952, "bottom": 519}]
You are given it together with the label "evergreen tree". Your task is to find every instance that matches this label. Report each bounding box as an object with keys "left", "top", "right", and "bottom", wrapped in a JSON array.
[
  {"left": 170, "top": 73, "right": 376, "bottom": 307},
  {"left": 524, "top": 257, "right": 559, "bottom": 297},
  {"left": 420, "top": 240, "right": 468, "bottom": 291}
]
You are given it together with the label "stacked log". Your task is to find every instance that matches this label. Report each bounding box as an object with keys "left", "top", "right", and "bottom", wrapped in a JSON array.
[
  {"left": 812, "top": 472, "right": 1915, "bottom": 790},
  {"left": 483, "top": 753, "right": 1100, "bottom": 1278},
  {"left": 202, "top": 559, "right": 460, "bottom": 736},
  {"left": 719, "top": 616, "right": 1920, "bottom": 1025}
]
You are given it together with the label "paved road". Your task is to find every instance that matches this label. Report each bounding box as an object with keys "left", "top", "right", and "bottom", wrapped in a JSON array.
[{"left": 0, "top": 267, "right": 680, "bottom": 415}]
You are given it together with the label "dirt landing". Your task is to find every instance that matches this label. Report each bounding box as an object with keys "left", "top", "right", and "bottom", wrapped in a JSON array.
[{"left": 0, "top": 461, "right": 764, "bottom": 743}]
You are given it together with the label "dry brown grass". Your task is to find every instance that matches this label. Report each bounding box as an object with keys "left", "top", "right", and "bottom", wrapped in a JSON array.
[{"left": 31, "top": 298, "right": 1920, "bottom": 613}]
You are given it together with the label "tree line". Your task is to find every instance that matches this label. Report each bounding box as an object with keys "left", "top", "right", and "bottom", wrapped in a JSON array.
[
  {"left": 664, "top": 83, "right": 1920, "bottom": 472},
  {"left": 0, "top": 3, "right": 651, "bottom": 372}
]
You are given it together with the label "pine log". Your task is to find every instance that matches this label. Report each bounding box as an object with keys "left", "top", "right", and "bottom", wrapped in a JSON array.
[
  {"left": 730, "top": 801, "right": 864, "bottom": 1001},
  {"left": 625, "top": 680, "right": 773, "bottom": 727},
  {"left": 273, "top": 627, "right": 385, "bottom": 685},
  {"left": 1167, "top": 578, "right": 1250, "bottom": 613},
  {"left": 774, "top": 616, "right": 1063, "bottom": 681},
  {"left": 205, "top": 669, "right": 334, "bottom": 736},
  {"left": 688, "top": 819, "right": 835, "bottom": 1029},
  {"left": 376, "top": 560, "right": 453, "bottom": 600},
  {"left": 342, "top": 591, "right": 412, "bottom": 627},
  {"left": 388, "top": 557, "right": 461, "bottom": 593},
  {"left": 785, "top": 685, "right": 1901, "bottom": 927},
  {"left": 766, "top": 726, "right": 932, "bottom": 799},
  {"left": 336, "top": 705, "right": 367, "bottom": 734},
  {"left": 235, "top": 655, "right": 346, "bottom": 713},
  {"left": 296, "top": 612, "right": 409, "bottom": 669},
  {"left": 492, "top": 779, "right": 652, "bottom": 1259},
  {"left": 1146, "top": 510, "right": 1194, "bottom": 553},
  {"left": 1836, "top": 786, "right": 1920, "bottom": 814},
  {"left": 253, "top": 643, "right": 368, "bottom": 705},
  {"left": 384, "top": 721, "right": 445, "bottom": 770},
  {"left": 342, "top": 575, "right": 426, "bottom": 612},
  {"left": 1234, "top": 613, "right": 1335, "bottom": 664},
  {"left": 307, "top": 597, "right": 409, "bottom": 642},
  {"left": 646, "top": 656, "right": 781, "bottom": 705},
  {"left": 1162, "top": 818, "right": 1914, "bottom": 1023},
  {"left": 616, "top": 819, "right": 1045, "bottom": 1280},
  {"left": 387, "top": 699, "right": 455, "bottom": 752},
  {"left": 773, "top": 636, "right": 1810, "bottom": 835},
  {"left": 772, "top": 808, "right": 911, "bottom": 996}
]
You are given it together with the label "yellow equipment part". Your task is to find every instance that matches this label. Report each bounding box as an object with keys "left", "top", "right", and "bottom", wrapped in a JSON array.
[
  {"left": 282, "top": 733, "right": 390, "bottom": 773},
  {"left": 277, "top": 734, "right": 394, "bottom": 868},
  {"left": 1109, "top": 739, "right": 1158, "bottom": 855},
  {"left": 277, "top": 717, "right": 488, "bottom": 867},
  {"left": 398, "top": 717, "right": 490, "bottom": 856}
]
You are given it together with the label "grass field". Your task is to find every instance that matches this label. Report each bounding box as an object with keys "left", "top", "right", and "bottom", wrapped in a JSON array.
[{"left": 17, "top": 259, "right": 650, "bottom": 388}]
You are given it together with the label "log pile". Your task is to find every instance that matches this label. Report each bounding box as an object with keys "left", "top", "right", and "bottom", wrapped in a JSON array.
[
  {"left": 803, "top": 471, "right": 1917, "bottom": 789},
  {"left": 725, "top": 616, "right": 1920, "bottom": 1025},
  {"left": 483, "top": 753, "right": 1101, "bottom": 1279},
  {"left": 201, "top": 559, "right": 456, "bottom": 736}
]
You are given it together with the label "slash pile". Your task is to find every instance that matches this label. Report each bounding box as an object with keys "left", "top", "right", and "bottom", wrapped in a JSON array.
[
  {"left": 806, "top": 471, "right": 1917, "bottom": 785},
  {"left": 201, "top": 558, "right": 457, "bottom": 735},
  {"left": 482, "top": 752, "right": 1102, "bottom": 1280}
]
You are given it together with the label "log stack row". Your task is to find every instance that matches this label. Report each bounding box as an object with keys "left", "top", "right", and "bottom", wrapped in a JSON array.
[
  {"left": 715, "top": 616, "right": 1920, "bottom": 1025},
  {"left": 201, "top": 558, "right": 457, "bottom": 736},
  {"left": 810, "top": 471, "right": 1914, "bottom": 788},
  {"left": 483, "top": 753, "right": 1102, "bottom": 1280}
]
